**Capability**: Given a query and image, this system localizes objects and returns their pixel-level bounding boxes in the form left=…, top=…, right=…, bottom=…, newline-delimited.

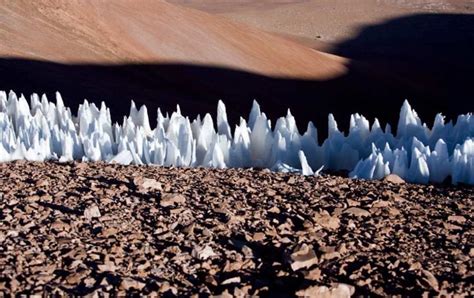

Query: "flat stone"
left=296, top=283, right=355, bottom=298
left=192, top=245, right=216, bottom=260
left=290, top=244, right=318, bottom=271
left=84, top=204, right=101, bottom=220
left=314, top=211, right=340, bottom=230
left=343, top=207, right=370, bottom=217
left=160, top=193, right=186, bottom=207
left=221, top=276, right=241, bottom=285
left=134, top=177, right=162, bottom=191
left=384, top=174, right=405, bottom=184
left=120, top=278, right=146, bottom=291
left=448, top=215, right=466, bottom=224
left=420, top=269, right=439, bottom=291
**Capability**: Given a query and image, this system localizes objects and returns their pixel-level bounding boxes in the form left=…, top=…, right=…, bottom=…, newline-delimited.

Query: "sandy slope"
left=169, top=0, right=474, bottom=51
left=0, top=0, right=347, bottom=79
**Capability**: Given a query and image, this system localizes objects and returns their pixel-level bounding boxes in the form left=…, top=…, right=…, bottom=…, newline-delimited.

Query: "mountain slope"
left=0, top=0, right=347, bottom=79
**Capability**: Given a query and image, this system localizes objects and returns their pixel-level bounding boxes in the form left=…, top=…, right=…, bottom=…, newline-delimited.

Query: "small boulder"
left=120, top=277, right=146, bottom=290
left=343, top=207, right=370, bottom=218
left=192, top=245, right=216, bottom=260
left=296, top=283, right=355, bottom=298
left=419, top=269, right=439, bottom=292
left=84, top=205, right=101, bottom=220
left=383, top=174, right=405, bottom=184
left=290, top=244, right=318, bottom=271
left=160, top=193, right=186, bottom=207
left=314, top=211, right=340, bottom=230
left=133, top=177, right=162, bottom=191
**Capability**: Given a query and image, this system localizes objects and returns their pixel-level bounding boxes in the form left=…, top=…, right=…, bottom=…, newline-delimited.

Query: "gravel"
left=0, top=161, right=472, bottom=296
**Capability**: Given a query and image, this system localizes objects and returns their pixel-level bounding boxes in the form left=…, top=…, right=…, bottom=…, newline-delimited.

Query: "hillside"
left=0, top=0, right=346, bottom=79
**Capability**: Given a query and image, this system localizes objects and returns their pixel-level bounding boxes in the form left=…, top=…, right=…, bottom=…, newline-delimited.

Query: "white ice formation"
left=0, top=90, right=473, bottom=185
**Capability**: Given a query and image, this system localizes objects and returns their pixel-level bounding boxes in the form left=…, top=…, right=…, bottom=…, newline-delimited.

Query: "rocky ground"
left=0, top=161, right=472, bottom=296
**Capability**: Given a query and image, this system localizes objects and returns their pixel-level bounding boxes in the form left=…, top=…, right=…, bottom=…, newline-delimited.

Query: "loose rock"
left=0, top=161, right=470, bottom=296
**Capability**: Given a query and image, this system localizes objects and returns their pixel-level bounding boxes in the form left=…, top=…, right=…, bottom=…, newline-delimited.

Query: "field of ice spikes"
left=0, top=90, right=473, bottom=185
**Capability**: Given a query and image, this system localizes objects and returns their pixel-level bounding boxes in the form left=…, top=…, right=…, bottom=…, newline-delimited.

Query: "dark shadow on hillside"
left=0, top=14, right=472, bottom=138
left=332, top=13, right=474, bottom=122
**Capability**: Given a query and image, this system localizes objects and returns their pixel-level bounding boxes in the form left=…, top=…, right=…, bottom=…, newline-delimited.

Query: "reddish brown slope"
left=0, top=0, right=347, bottom=79
left=169, top=0, right=474, bottom=52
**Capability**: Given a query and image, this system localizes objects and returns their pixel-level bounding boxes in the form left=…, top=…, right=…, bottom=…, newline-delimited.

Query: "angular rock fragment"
left=290, top=244, right=318, bottom=271
left=0, top=161, right=471, bottom=296
left=314, top=211, right=340, bottom=230
left=160, top=193, right=186, bottom=207
left=343, top=207, right=370, bottom=217
left=447, top=215, right=466, bottom=224
left=134, top=177, right=162, bottom=191
left=84, top=204, right=101, bottom=220
left=192, top=245, right=216, bottom=260
left=120, top=278, right=146, bottom=291
left=383, top=174, right=405, bottom=184
left=419, top=269, right=439, bottom=292
left=296, top=283, right=355, bottom=298
left=221, top=277, right=241, bottom=285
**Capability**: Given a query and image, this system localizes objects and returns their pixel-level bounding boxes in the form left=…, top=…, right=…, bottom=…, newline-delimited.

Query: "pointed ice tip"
left=130, top=100, right=136, bottom=109
left=328, top=113, right=339, bottom=133
left=287, top=109, right=292, bottom=117
left=434, top=113, right=445, bottom=126
left=372, top=118, right=381, bottom=130
left=176, top=104, right=181, bottom=115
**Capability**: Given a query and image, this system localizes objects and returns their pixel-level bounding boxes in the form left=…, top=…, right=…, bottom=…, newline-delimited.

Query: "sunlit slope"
left=0, top=0, right=347, bottom=79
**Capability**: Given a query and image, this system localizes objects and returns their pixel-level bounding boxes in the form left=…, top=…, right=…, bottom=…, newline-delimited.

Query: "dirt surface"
left=170, top=0, right=474, bottom=51
left=0, top=161, right=472, bottom=296
left=0, top=0, right=346, bottom=79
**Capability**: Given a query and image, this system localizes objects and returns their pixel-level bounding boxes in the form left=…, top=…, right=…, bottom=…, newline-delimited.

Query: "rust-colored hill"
left=0, top=0, right=347, bottom=79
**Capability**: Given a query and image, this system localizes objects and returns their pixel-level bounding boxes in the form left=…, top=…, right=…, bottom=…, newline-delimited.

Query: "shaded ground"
left=0, top=161, right=472, bottom=296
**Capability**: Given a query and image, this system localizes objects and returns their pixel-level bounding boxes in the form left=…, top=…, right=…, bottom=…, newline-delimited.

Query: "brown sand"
left=0, top=0, right=347, bottom=79
left=169, top=0, right=474, bottom=51
left=0, top=161, right=472, bottom=295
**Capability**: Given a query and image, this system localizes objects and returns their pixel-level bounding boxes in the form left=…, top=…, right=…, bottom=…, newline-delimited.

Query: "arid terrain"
left=0, top=0, right=346, bottom=78
left=0, top=1, right=473, bottom=296
left=0, top=161, right=472, bottom=295
left=170, top=0, right=474, bottom=51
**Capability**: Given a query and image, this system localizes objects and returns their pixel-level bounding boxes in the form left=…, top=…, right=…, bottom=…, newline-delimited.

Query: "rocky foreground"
left=0, top=161, right=472, bottom=296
